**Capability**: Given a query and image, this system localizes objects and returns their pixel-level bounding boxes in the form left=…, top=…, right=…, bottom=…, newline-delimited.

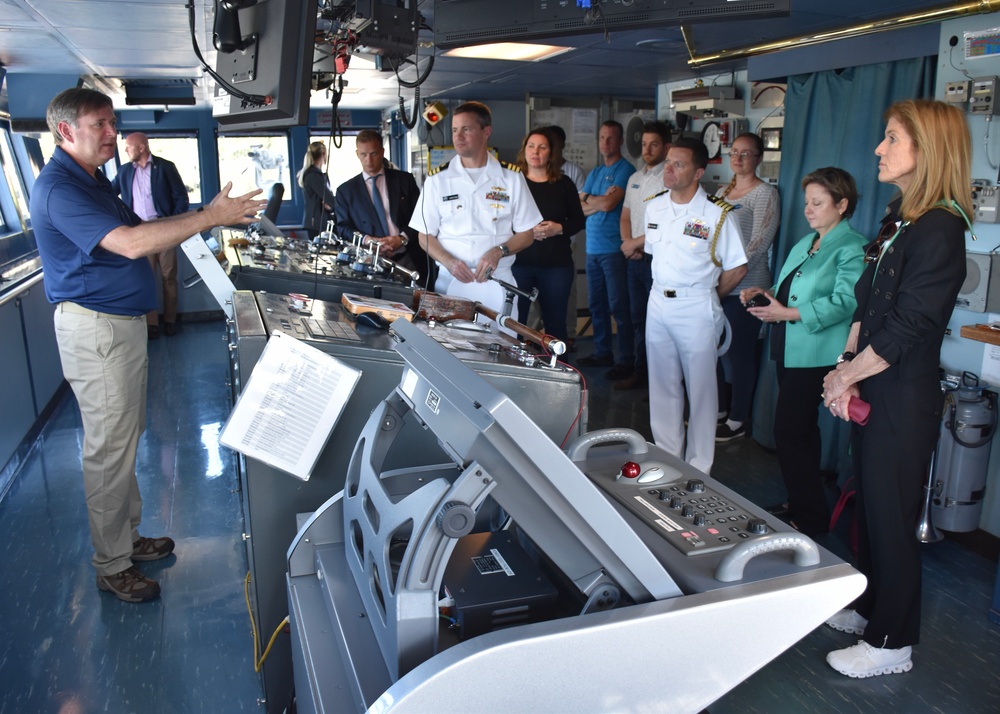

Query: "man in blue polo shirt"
left=578, top=120, right=635, bottom=380
left=30, top=87, right=266, bottom=603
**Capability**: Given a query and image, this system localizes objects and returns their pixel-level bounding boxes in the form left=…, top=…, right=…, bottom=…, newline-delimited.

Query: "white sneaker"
left=825, top=609, right=868, bottom=635
left=826, top=640, right=913, bottom=678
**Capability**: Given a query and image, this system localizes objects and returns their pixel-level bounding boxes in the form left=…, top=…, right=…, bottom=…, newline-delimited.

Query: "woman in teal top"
left=742, top=167, right=867, bottom=535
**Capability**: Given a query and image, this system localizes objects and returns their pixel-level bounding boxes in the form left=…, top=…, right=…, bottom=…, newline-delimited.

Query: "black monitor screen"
left=213, top=0, right=318, bottom=131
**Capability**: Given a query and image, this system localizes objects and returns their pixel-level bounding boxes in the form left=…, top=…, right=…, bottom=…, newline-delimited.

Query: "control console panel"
left=565, top=430, right=822, bottom=594
left=587, top=461, right=770, bottom=556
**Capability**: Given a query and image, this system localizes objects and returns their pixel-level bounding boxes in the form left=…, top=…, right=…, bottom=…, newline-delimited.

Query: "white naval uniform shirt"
left=623, top=161, right=665, bottom=240
left=643, top=185, right=746, bottom=475
left=410, top=154, right=543, bottom=290
left=644, top=185, right=746, bottom=291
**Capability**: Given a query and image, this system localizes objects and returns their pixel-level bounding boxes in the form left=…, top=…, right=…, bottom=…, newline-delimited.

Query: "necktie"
left=369, top=174, right=390, bottom=237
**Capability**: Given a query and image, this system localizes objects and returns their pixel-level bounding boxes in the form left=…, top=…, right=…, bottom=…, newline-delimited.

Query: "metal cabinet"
left=229, top=291, right=585, bottom=713
left=0, top=273, right=64, bottom=491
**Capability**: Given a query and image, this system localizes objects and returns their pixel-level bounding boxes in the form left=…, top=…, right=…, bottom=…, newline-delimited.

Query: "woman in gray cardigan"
left=742, top=167, right=867, bottom=535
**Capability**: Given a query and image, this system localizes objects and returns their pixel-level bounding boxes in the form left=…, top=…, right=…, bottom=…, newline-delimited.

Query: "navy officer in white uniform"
left=411, top=101, right=542, bottom=318
left=644, top=137, right=747, bottom=475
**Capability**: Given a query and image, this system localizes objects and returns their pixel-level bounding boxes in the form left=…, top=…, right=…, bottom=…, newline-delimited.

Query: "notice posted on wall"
left=220, top=331, right=361, bottom=481
left=976, top=313, right=1000, bottom=387
left=981, top=343, right=1000, bottom=387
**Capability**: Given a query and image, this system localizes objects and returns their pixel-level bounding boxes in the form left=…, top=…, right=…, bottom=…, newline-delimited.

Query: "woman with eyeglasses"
left=820, top=100, right=971, bottom=678
left=715, top=133, right=781, bottom=443
left=297, top=141, right=335, bottom=239
left=743, top=167, right=866, bottom=538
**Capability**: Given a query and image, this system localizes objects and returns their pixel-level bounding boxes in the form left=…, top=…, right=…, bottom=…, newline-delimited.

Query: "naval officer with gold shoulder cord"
left=644, top=137, right=747, bottom=475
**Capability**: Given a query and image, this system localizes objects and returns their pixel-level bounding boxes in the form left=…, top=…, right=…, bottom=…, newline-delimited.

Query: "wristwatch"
left=399, top=233, right=409, bottom=247
left=498, top=244, right=510, bottom=257
left=837, top=351, right=856, bottom=364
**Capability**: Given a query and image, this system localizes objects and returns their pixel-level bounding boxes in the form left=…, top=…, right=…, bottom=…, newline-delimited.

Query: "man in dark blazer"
left=334, top=130, right=433, bottom=288
left=113, top=132, right=189, bottom=337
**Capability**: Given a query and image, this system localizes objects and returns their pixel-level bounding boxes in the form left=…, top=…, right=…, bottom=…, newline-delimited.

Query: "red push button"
left=620, top=461, right=641, bottom=479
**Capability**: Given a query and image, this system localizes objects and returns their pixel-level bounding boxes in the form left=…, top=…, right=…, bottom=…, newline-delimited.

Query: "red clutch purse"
left=847, top=396, right=870, bottom=426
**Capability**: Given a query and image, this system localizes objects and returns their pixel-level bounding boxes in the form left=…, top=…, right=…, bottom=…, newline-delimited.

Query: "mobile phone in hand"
left=746, top=294, right=771, bottom=308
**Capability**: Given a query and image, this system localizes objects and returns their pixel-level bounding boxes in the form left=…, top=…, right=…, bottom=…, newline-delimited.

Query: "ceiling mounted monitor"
left=213, top=0, right=318, bottom=131
left=356, top=0, right=419, bottom=61
left=433, top=0, right=790, bottom=49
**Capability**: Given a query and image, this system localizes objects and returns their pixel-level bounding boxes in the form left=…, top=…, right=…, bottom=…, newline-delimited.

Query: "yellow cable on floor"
left=244, top=571, right=290, bottom=672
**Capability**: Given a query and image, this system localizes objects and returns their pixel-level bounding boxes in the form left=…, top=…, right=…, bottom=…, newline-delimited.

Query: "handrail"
left=0, top=271, right=44, bottom=309
left=685, top=0, right=1000, bottom=68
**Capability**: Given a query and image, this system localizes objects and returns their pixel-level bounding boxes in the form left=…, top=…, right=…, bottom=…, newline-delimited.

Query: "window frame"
left=0, top=124, right=39, bottom=283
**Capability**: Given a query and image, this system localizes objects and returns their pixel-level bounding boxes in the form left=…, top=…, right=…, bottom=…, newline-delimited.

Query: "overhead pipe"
left=685, top=0, right=1000, bottom=68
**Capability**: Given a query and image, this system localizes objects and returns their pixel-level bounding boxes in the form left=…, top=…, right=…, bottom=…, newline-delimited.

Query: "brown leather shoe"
left=132, top=535, right=175, bottom=561
left=96, top=566, right=161, bottom=603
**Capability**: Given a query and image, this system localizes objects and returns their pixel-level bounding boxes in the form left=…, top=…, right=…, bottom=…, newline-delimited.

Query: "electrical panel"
left=969, top=77, right=999, bottom=115
left=972, top=180, right=1000, bottom=223
left=945, top=80, right=971, bottom=104
left=957, top=253, right=1000, bottom=312
left=759, top=161, right=780, bottom=184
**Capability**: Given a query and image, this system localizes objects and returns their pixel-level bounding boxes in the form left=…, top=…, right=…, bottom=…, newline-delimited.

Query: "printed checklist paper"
left=220, top=331, right=362, bottom=481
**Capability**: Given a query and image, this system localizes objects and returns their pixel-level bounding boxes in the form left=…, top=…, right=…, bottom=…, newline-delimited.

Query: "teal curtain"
left=751, top=56, right=937, bottom=479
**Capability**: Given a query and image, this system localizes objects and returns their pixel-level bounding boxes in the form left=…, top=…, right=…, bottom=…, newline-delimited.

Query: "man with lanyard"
left=113, top=132, right=189, bottom=338
left=644, top=137, right=747, bottom=475
left=577, top=120, right=635, bottom=380
left=411, top=101, right=542, bottom=318
left=616, top=120, right=671, bottom=390
left=30, top=88, right=265, bottom=602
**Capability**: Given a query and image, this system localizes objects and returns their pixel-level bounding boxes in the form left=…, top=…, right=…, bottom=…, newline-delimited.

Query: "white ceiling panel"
left=0, top=0, right=976, bottom=112
left=27, top=0, right=197, bottom=30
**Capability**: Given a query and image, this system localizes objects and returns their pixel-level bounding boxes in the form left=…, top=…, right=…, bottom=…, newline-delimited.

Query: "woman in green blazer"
left=742, top=167, right=867, bottom=535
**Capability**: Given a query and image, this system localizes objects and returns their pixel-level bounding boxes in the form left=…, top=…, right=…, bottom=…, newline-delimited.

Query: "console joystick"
left=618, top=461, right=641, bottom=480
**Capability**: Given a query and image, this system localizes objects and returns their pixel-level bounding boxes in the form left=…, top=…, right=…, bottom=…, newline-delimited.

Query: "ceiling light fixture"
left=443, top=43, right=573, bottom=62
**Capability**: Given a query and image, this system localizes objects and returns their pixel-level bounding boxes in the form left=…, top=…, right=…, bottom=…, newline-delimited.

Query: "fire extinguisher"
left=931, top=372, right=997, bottom=532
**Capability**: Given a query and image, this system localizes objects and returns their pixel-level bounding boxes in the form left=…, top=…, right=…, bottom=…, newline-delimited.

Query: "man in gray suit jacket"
left=113, top=132, right=189, bottom=337
left=334, top=130, right=433, bottom=288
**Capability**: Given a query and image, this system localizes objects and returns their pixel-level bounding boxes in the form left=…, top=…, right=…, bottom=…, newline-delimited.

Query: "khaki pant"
left=147, top=246, right=178, bottom=326
left=55, top=303, right=148, bottom=575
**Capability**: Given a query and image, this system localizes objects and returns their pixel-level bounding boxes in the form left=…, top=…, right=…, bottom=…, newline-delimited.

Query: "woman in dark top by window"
left=512, top=128, right=586, bottom=344
left=297, top=141, right=335, bottom=239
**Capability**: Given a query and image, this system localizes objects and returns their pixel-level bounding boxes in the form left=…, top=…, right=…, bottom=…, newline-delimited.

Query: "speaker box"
left=957, top=252, right=1000, bottom=312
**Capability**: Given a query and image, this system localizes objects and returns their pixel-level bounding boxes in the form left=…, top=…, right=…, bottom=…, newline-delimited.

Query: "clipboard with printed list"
left=219, top=332, right=362, bottom=481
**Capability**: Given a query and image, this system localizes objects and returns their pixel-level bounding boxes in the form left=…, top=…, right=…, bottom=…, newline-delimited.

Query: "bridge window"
left=0, top=130, right=28, bottom=232
left=34, top=133, right=57, bottom=178
left=217, top=134, right=291, bottom=204
left=0, top=125, right=37, bottom=285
